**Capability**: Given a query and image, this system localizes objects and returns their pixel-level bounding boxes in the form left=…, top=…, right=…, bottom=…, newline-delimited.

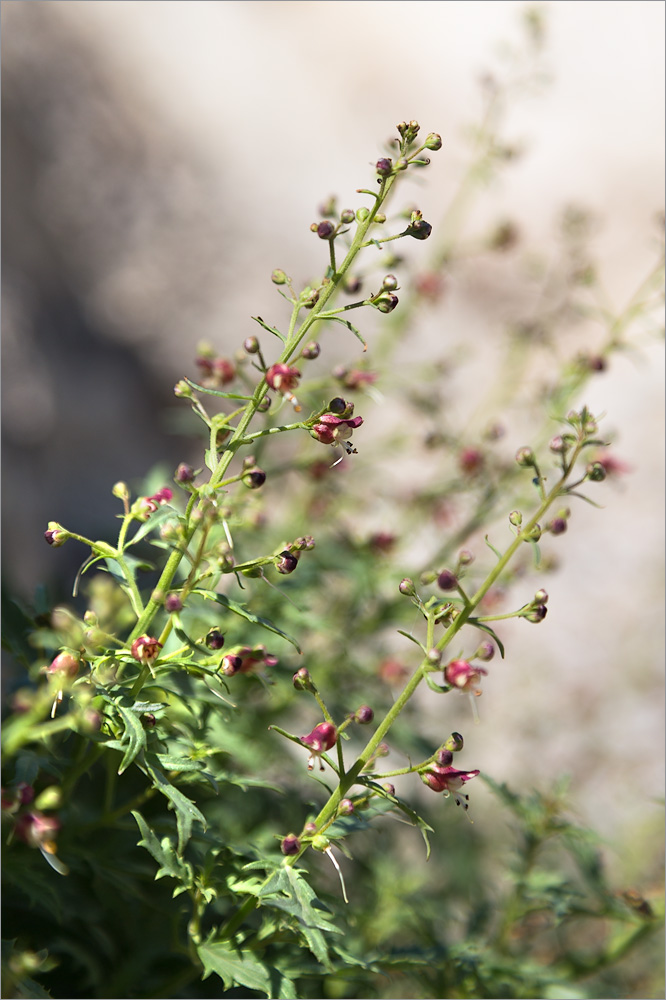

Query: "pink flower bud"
left=130, top=636, right=163, bottom=664
left=300, top=722, right=337, bottom=771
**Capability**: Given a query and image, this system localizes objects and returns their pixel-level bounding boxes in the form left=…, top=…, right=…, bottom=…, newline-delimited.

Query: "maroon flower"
left=444, top=659, right=487, bottom=696
left=136, top=487, right=173, bottom=519
left=310, top=413, right=363, bottom=448
left=229, top=645, right=278, bottom=674
left=265, top=363, right=301, bottom=393
left=130, top=635, right=163, bottom=664
left=46, top=652, right=80, bottom=680
left=421, top=765, right=480, bottom=809
left=300, top=722, right=338, bottom=771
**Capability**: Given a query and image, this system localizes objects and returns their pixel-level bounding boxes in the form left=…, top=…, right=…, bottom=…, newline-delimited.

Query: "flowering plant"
left=2, top=36, right=663, bottom=997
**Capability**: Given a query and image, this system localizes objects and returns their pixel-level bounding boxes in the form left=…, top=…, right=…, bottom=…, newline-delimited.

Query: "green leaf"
left=467, top=619, right=505, bottom=659
left=319, top=314, right=367, bottom=351
left=192, top=590, right=301, bottom=653
left=198, top=936, right=271, bottom=996
left=396, top=629, right=426, bottom=652
left=114, top=700, right=147, bottom=775
left=566, top=489, right=604, bottom=508
left=251, top=315, right=286, bottom=343
left=126, top=507, right=181, bottom=546
left=131, top=811, right=194, bottom=885
left=183, top=376, right=254, bottom=399
left=484, top=534, right=503, bottom=560
left=259, top=867, right=340, bottom=967
left=141, top=755, right=207, bottom=853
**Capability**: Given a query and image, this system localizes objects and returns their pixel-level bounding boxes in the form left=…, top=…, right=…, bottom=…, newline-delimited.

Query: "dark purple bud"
left=317, top=220, right=335, bottom=240
left=276, top=550, right=299, bottom=575
left=243, top=468, right=266, bottom=489
left=258, top=396, right=272, bottom=412
left=435, top=748, right=454, bottom=766
left=174, top=463, right=195, bottom=484
left=476, top=640, right=495, bottom=662
left=281, top=834, right=301, bottom=855
left=44, top=522, right=68, bottom=547
left=344, top=276, right=362, bottom=294
left=406, top=219, right=432, bottom=240
left=443, top=732, right=464, bottom=752
left=165, top=594, right=183, bottom=613
left=354, top=705, right=374, bottom=724
left=586, top=462, right=607, bottom=482
left=205, top=628, right=225, bottom=650
left=244, top=336, right=260, bottom=354
left=329, top=397, right=347, bottom=414
left=376, top=157, right=393, bottom=176
left=437, top=569, right=458, bottom=591
left=142, top=712, right=157, bottom=728
left=548, top=517, right=568, bottom=535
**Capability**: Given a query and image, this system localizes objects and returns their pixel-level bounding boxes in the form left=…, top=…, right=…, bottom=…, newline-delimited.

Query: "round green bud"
left=425, top=132, right=442, bottom=151
left=509, top=510, right=523, bottom=526
left=271, top=269, right=288, bottom=285
left=356, top=207, right=370, bottom=222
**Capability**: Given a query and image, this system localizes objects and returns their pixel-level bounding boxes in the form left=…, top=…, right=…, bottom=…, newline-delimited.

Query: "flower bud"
left=244, top=336, right=260, bottom=354
left=527, top=523, right=542, bottom=541
left=435, top=748, right=453, bottom=767
left=338, top=799, right=354, bottom=816
left=165, top=594, right=183, bottom=613
left=548, top=517, right=567, bottom=535
left=586, top=462, right=607, bottom=482
left=399, top=577, right=416, bottom=596
left=304, top=822, right=317, bottom=835
left=281, top=834, right=301, bottom=856
left=373, top=292, right=399, bottom=313
left=243, top=468, right=266, bottom=489
left=174, top=463, right=195, bottom=484
left=549, top=435, right=566, bottom=453
left=524, top=604, right=548, bottom=623
left=383, top=783, right=396, bottom=796
left=344, top=275, right=362, bottom=294
left=376, top=157, right=393, bottom=176
left=46, top=652, right=80, bottom=679
left=437, top=569, right=458, bottom=591
left=354, top=705, right=374, bottom=724
left=293, top=667, right=313, bottom=691
left=475, top=640, right=495, bottom=662
left=205, top=628, right=225, bottom=650
left=356, top=207, right=370, bottom=222
left=425, top=132, right=442, bottom=151
left=443, top=732, right=464, bottom=752
left=427, top=648, right=442, bottom=666
left=328, top=397, right=347, bottom=414
left=382, top=274, right=399, bottom=291
left=220, top=654, right=243, bottom=676
left=317, top=220, right=335, bottom=240
left=301, top=341, right=321, bottom=360
left=534, top=589, right=549, bottom=604
left=458, top=549, right=474, bottom=566
left=405, top=219, right=432, bottom=240
left=44, top=522, right=69, bottom=547
left=509, top=510, right=523, bottom=527
left=174, top=380, right=193, bottom=398
left=340, top=208, right=355, bottom=224
left=515, top=447, right=535, bottom=467
left=276, top=550, right=299, bottom=575
left=271, top=269, right=288, bottom=285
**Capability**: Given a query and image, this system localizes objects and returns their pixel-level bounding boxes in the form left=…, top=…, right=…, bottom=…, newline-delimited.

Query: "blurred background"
left=2, top=0, right=664, bottom=880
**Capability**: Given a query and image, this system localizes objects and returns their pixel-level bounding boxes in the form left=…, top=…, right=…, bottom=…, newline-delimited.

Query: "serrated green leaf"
left=192, top=590, right=301, bottom=652
left=198, top=937, right=271, bottom=996
left=259, top=867, right=340, bottom=967
left=467, top=619, right=505, bottom=658
left=114, top=701, right=147, bottom=774
left=141, top=755, right=206, bottom=853
left=131, top=811, right=194, bottom=886
left=152, top=753, right=207, bottom=772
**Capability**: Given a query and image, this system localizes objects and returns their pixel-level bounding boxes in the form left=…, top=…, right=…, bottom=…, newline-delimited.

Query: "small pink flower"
left=421, top=765, right=480, bottom=809
left=340, top=369, right=378, bottom=390
left=265, top=363, right=301, bottom=393
left=136, top=487, right=173, bottom=519
left=300, top=722, right=338, bottom=771
left=444, top=659, right=488, bottom=696
left=228, top=645, right=278, bottom=674
left=130, top=635, right=163, bottom=664
left=310, top=414, right=363, bottom=447
left=15, top=810, right=61, bottom=851
left=591, top=451, right=632, bottom=477
left=46, top=652, right=80, bottom=680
